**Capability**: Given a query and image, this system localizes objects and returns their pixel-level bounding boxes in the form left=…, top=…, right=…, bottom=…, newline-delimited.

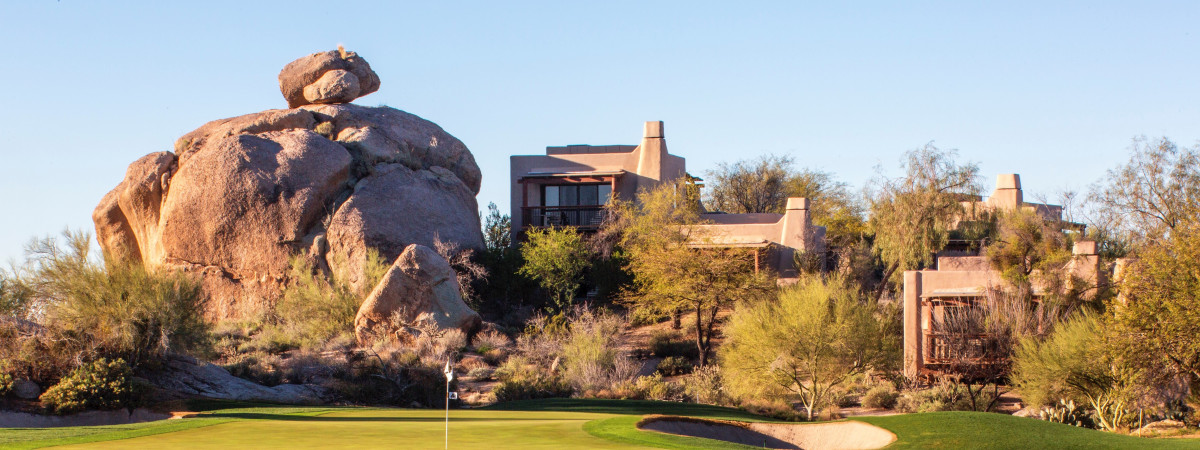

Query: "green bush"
left=862, top=385, right=899, bottom=409
left=656, top=356, right=694, bottom=376
left=39, top=358, right=134, bottom=415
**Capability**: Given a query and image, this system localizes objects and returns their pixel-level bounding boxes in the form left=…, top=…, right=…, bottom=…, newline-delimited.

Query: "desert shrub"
left=459, top=356, right=490, bottom=373
left=862, top=385, right=899, bottom=409
left=221, top=351, right=284, bottom=387
left=560, top=309, right=636, bottom=393
left=896, top=380, right=986, bottom=413
left=39, top=358, right=134, bottom=415
left=493, top=377, right=573, bottom=402
left=472, top=329, right=512, bottom=354
left=467, top=367, right=494, bottom=380
left=830, top=388, right=857, bottom=408
left=237, top=326, right=300, bottom=355
left=656, top=356, right=694, bottom=376
left=0, top=322, right=87, bottom=387
left=647, top=330, right=698, bottom=359
left=737, top=398, right=802, bottom=421
left=275, top=250, right=387, bottom=349
left=482, top=348, right=508, bottom=366
left=440, top=329, right=468, bottom=354
left=493, top=353, right=573, bottom=401
left=686, top=365, right=727, bottom=405
left=629, top=374, right=685, bottom=401
left=26, top=233, right=210, bottom=369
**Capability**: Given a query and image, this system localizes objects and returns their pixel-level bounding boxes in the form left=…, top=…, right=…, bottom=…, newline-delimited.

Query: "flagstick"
left=444, top=356, right=454, bottom=450
left=444, top=375, right=450, bottom=450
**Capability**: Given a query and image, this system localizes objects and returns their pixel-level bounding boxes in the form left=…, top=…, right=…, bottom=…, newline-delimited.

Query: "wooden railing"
left=522, top=205, right=608, bottom=229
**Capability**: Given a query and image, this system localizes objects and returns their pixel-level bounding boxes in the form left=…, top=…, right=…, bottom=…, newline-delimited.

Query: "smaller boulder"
left=303, top=69, right=361, bottom=105
left=13, top=380, right=40, bottom=400
left=355, top=244, right=482, bottom=345
left=279, top=49, right=380, bottom=108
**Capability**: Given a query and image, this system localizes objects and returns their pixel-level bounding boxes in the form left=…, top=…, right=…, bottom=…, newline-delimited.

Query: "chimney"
left=634, top=121, right=667, bottom=189
left=989, top=173, right=1023, bottom=208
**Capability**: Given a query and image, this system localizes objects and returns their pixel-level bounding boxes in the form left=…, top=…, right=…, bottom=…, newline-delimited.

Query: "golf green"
left=49, top=409, right=639, bottom=449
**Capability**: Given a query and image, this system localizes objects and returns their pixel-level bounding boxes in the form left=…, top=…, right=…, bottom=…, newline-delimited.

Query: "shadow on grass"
left=200, top=412, right=586, bottom=422
left=486, top=398, right=772, bottom=422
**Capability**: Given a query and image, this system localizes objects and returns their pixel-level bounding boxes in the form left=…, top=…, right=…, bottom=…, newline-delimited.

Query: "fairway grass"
left=1, top=399, right=1199, bottom=449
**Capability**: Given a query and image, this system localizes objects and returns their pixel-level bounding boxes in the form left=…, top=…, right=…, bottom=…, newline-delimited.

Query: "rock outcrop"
left=146, top=355, right=327, bottom=404
left=355, top=244, right=482, bottom=345
left=94, top=50, right=485, bottom=322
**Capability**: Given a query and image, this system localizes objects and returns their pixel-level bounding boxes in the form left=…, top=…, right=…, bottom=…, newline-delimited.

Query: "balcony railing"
left=522, top=205, right=608, bottom=229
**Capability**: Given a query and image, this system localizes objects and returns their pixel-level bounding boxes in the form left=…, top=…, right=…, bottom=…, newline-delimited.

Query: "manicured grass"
left=857, top=411, right=1200, bottom=449
left=2, top=399, right=1199, bottom=449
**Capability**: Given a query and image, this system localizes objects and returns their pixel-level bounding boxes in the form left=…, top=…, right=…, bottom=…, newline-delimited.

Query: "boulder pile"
left=93, top=49, right=482, bottom=336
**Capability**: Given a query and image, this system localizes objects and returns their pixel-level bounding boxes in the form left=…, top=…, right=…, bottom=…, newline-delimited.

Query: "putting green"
left=50, top=409, right=643, bottom=449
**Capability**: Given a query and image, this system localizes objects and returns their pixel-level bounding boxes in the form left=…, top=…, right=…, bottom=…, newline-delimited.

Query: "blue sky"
left=1, top=1, right=1198, bottom=264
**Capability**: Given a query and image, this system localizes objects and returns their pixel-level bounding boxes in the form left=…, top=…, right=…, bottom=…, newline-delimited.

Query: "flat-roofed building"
left=509, top=121, right=826, bottom=277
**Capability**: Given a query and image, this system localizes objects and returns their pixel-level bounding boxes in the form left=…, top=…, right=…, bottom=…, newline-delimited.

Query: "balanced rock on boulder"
left=354, top=244, right=482, bottom=345
left=94, top=49, right=484, bottom=325
left=278, top=48, right=381, bottom=108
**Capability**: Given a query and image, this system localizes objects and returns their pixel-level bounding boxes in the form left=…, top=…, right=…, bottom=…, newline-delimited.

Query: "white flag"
left=443, top=360, right=454, bottom=382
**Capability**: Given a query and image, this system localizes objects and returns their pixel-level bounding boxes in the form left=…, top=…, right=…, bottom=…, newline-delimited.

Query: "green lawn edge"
left=0, top=403, right=349, bottom=449
left=856, top=411, right=1200, bottom=450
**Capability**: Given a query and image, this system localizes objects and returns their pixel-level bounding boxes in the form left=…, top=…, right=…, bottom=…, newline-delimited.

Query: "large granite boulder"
left=94, top=50, right=484, bottom=321
left=354, top=244, right=482, bottom=345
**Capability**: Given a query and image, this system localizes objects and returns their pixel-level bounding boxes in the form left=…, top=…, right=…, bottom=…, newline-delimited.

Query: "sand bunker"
left=638, top=415, right=896, bottom=450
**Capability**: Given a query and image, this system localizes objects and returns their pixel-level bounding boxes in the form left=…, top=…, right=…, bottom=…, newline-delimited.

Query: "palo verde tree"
left=618, top=182, right=774, bottom=366
left=1111, top=223, right=1200, bottom=401
left=721, top=275, right=894, bottom=420
left=868, top=143, right=982, bottom=299
left=519, top=226, right=591, bottom=313
left=1091, top=136, right=1200, bottom=243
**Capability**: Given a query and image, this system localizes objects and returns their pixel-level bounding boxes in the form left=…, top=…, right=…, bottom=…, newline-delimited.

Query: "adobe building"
left=902, top=174, right=1100, bottom=378
left=510, top=121, right=685, bottom=233
left=510, top=121, right=825, bottom=276
left=958, top=173, right=1079, bottom=229
left=693, top=198, right=827, bottom=278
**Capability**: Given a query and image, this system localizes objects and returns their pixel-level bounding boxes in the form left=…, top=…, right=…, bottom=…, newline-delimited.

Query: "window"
left=541, top=184, right=612, bottom=207
left=537, top=183, right=613, bottom=227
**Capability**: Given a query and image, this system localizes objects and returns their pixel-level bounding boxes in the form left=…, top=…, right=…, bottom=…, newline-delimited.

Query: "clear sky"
left=2, top=1, right=1198, bottom=264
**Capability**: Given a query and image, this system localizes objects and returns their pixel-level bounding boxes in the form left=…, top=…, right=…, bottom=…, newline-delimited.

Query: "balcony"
left=522, top=205, right=608, bottom=230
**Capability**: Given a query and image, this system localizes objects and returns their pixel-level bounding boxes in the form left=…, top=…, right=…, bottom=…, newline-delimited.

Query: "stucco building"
left=902, top=174, right=1100, bottom=378
left=509, top=121, right=825, bottom=276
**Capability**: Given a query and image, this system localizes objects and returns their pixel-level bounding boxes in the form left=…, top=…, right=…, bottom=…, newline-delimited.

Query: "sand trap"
left=638, top=415, right=896, bottom=450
